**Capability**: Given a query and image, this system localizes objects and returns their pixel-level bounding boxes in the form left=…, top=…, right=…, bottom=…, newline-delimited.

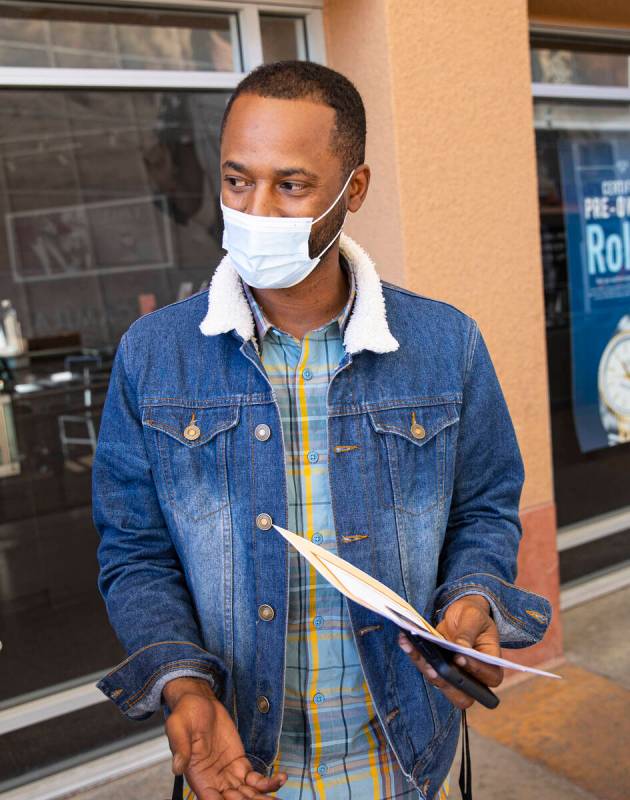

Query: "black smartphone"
left=386, top=606, right=500, bottom=710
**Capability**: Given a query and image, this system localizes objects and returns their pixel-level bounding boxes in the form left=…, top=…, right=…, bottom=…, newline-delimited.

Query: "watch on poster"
left=598, top=313, right=630, bottom=445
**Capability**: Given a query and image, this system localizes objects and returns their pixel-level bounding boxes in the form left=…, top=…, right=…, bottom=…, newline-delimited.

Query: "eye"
left=224, top=175, right=249, bottom=189
left=279, top=180, right=307, bottom=193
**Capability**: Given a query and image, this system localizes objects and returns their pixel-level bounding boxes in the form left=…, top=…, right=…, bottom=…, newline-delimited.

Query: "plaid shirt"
left=184, top=262, right=449, bottom=800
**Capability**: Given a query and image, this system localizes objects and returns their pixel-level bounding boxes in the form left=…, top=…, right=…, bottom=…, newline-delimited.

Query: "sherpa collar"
left=198, top=233, right=399, bottom=355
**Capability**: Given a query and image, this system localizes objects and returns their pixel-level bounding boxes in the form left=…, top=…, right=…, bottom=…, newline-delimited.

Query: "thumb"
left=166, top=713, right=192, bottom=775
left=452, top=607, right=485, bottom=650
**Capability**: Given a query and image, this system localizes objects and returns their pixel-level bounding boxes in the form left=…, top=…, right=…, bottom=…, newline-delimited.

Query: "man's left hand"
left=398, top=594, right=503, bottom=710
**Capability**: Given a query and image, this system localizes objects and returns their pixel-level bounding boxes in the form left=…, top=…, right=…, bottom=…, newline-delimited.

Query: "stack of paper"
left=273, top=525, right=560, bottom=680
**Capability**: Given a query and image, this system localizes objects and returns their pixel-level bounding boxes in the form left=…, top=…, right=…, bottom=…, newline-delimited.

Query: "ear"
left=347, top=164, right=371, bottom=213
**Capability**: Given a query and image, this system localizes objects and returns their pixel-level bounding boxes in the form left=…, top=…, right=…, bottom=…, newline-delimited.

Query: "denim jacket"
left=93, top=234, right=552, bottom=800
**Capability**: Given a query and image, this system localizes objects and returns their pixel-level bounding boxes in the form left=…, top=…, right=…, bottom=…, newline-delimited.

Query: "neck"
left=250, top=243, right=349, bottom=340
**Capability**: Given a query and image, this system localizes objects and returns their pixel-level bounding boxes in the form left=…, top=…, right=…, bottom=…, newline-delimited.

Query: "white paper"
left=273, top=524, right=561, bottom=681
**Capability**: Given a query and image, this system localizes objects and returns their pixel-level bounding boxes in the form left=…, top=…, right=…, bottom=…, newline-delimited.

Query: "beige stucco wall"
left=325, top=0, right=553, bottom=512
left=322, top=0, right=405, bottom=287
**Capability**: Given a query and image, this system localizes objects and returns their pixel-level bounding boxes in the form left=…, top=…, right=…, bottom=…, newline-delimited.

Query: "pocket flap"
left=142, top=403, right=240, bottom=447
left=368, top=402, right=459, bottom=446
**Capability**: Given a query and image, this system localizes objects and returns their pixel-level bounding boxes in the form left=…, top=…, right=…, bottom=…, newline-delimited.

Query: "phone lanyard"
left=458, top=709, right=472, bottom=800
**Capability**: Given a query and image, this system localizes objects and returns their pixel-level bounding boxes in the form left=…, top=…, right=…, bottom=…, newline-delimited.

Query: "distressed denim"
left=93, top=282, right=552, bottom=800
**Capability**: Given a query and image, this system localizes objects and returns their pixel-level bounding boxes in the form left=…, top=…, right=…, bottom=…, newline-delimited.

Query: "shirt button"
left=256, top=513, right=273, bottom=531
left=256, top=695, right=270, bottom=714
left=317, top=764, right=328, bottom=776
left=313, top=616, right=324, bottom=628
left=254, top=424, right=271, bottom=442
left=302, top=368, right=313, bottom=381
left=312, top=532, right=323, bottom=545
left=258, top=604, right=275, bottom=622
left=307, top=451, right=319, bottom=464
left=313, top=692, right=324, bottom=705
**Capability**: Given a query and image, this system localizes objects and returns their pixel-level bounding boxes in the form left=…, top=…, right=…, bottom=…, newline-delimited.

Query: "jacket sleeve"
left=429, top=322, right=552, bottom=648
left=93, top=333, right=232, bottom=719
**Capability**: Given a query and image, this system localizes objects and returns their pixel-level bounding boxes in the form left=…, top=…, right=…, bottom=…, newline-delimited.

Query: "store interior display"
left=0, top=86, right=230, bottom=788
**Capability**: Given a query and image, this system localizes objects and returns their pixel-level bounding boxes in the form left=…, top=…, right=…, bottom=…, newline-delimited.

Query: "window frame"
left=531, top=23, right=630, bottom=104
left=0, top=0, right=326, bottom=88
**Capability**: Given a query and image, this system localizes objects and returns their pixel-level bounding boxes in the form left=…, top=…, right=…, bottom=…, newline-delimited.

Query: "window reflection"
left=535, top=111, right=630, bottom=529
left=260, top=14, right=307, bottom=63
left=0, top=90, right=229, bottom=712
left=532, top=46, right=630, bottom=87
left=0, top=2, right=239, bottom=71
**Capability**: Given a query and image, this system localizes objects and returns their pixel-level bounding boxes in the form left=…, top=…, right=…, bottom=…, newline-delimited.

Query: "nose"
left=246, top=183, right=278, bottom=217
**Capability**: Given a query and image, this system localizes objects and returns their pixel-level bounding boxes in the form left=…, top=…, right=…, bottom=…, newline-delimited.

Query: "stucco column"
left=324, top=0, right=562, bottom=666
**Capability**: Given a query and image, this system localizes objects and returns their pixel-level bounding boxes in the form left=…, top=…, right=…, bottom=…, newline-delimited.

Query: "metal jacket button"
left=256, top=513, right=273, bottom=531
left=411, top=423, right=426, bottom=439
left=257, top=695, right=270, bottom=713
left=183, top=412, right=201, bottom=441
left=258, top=604, right=275, bottom=621
left=255, top=424, right=271, bottom=442
left=410, top=411, right=426, bottom=440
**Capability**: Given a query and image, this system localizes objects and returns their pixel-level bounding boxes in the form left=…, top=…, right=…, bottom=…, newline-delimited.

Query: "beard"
left=308, top=195, right=347, bottom=259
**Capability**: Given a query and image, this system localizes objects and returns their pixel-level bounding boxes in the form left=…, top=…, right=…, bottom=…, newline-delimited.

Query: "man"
left=93, top=61, right=551, bottom=800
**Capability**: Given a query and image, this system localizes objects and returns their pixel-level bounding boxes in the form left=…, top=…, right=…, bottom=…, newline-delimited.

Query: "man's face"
left=220, top=94, right=350, bottom=257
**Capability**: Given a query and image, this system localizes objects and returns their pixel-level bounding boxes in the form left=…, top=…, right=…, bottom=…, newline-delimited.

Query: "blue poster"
left=558, top=134, right=630, bottom=452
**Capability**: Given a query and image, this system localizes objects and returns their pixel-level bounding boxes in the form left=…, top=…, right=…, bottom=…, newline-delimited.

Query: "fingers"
left=440, top=603, right=487, bottom=652
left=166, top=713, right=192, bottom=775
left=225, top=785, right=281, bottom=800
left=221, top=772, right=286, bottom=800
left=201, top=761, right=285, bottom=799
left=245, top=769, right=287, bottom=793
left=453, top=651, right=504, bottom=688
left=223, top=789, right=267, bottom=800
left=232, top=785, right=266, bottom=799
left=398, top=633, right=474, bottom=710
left=438, top=598, right=504, bottom=689
left=227, top=758, right=286, bottom=792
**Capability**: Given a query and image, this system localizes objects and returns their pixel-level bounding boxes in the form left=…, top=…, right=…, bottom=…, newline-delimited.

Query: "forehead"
left=221, top=94, right=340, bottom=172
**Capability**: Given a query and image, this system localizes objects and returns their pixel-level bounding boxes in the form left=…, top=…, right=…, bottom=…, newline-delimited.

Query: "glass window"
left=532, top=44, right=630, bottom=87
left=260, top=14, right=308, bottom=63
left=0, top=2, right=323, bottom=790
left=0, top=2, right=240, bottom=71
left=534, top=100, right=630, bottom=580
left=0, top=87, right=230, bottom=787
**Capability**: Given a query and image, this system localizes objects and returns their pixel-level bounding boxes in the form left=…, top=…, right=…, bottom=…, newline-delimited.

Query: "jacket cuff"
left=431, top=573, right=552, bottom=649
left=96, top=641, right=231, bottom=720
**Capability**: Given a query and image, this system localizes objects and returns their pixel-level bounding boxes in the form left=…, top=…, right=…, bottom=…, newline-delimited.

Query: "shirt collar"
left=241, top=255, right=356, bottom=345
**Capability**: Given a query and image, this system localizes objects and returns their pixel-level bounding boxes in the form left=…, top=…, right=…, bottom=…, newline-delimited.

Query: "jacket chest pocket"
left=368, top=403, right=459, bottom=516
left=142, top=403, right=240, bottom=522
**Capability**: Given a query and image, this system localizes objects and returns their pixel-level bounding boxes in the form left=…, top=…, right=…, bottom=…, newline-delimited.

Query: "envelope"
left=273, top=524, right=561, bottom=680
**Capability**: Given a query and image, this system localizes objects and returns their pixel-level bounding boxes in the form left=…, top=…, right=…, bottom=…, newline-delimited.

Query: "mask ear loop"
left=314, top=210, right=349, bottom=260
left=312, top=170, right=356, bottom=224
left=312, top=170, right=356, bottom=259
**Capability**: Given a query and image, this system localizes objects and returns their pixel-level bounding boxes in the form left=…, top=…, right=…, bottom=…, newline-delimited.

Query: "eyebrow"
left=222, top=160, right=318, bottom=181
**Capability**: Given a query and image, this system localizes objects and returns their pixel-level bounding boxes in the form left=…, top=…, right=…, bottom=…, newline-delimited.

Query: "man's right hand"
left=163, top=677, right=287, bottom=799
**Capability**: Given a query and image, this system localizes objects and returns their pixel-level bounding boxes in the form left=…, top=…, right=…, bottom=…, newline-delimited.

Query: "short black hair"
left=221, top=60, right=366, bottom=175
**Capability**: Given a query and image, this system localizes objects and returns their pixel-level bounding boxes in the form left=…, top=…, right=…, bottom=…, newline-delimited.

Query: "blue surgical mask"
left=220, top=171, right=354, bottom=289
